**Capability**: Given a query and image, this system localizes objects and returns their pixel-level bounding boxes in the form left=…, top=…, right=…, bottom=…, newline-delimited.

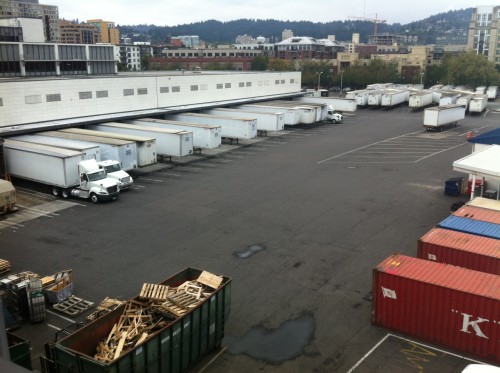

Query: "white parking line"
left=414, top=143, right=467, bottom=162
left=346, top=334, right=391, bottom=373
left=138, top=177, right=163, bottom=182
left=47, top=324, right=62, bottom=331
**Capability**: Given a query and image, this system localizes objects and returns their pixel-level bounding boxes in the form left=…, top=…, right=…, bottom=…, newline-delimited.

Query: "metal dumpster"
left=49, top=267, right=231, bottom=373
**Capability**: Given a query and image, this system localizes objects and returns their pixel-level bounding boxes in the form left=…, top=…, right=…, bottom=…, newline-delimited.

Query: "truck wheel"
left=332, top=119, right=337, bottom=124
left=90, top=193, right=99, bottom=204
left=61, top=189, right=71, bottom=199
left=51, top=187, right=60, bottom=197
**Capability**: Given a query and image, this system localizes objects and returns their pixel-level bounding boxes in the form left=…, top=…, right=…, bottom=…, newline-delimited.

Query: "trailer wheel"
left=61, top=189, right=71, bottom=199
left=90, top=193, right=99, bottom=204
left=51, top=187, right=60, bottom=197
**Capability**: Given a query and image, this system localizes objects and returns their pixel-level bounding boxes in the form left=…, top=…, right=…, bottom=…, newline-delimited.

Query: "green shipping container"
left=51, top=268, right=231, bottom=373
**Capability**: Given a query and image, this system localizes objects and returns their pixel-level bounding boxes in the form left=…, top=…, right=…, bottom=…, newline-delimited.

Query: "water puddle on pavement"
left=224, top=313, right=315, bottom=364
left=234, top=244, right=265, bottom=259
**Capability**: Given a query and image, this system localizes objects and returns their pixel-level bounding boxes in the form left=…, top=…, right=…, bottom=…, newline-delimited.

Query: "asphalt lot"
left=1, top=104, right=499, bottom=372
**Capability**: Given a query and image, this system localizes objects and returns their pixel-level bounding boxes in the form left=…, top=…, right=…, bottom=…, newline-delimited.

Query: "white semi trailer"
left=37, top=131, right=138, bottom=171
left=61, top=128, right=157, bottom=167
left=87, top=122, right=193, bottom=158
left=469, top=94, right=488, bottom=113
left=409, top=91, right=434, bottom=109
left=423, top=104, right=466, bottom=131
left=124, top=118, right=221, bottom=149
left=165, top=113, right=257, bottom=141
left=293, top=96, right=357, bottom=112
left=3, top=140, right=119, bottom=203
left=234, top=104, right=301, bottom=125
left=201, top=108, right=285, bottom=132
left=248, top=101, right=317, bottom=124
left=380, top=90, right=409, bottom=107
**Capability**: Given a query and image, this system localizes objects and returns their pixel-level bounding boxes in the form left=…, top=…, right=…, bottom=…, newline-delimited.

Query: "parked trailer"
left=372, top=254, right=500, bottom=363
left=124, top=118, right=221, bottom=149
left=380, top=90, right=409, bottom=107
left=457, top=94, right=473, bottom=109
left=438, top=93, right=460, bottom=106
left=9, top=134, right=101, bottom=161
left=88, top=122, right=193, bottom=158
left=469, top=94, right=488, bottom=113
left=367, top=90, right=384, bottom=106
left=61, top=128, right=157, bottom=167
left=202, top=108, right=284, bottom=132
left=346, top=90, right=369, bottom=106
left=418, top=228, right=500, bottom=275
left=3, top=140, right=119, bottom=202
left=273, top=100, right=323, bottom=122
left=234, top=104, right=301, bottom=126
left=165, top=113, right=257, bottom=140
left=475, top=86, right=487, bottom=94
left=48, top=267, right=231, bottom=373
left=38, top=131, right=138, bottom=171
left=294, top=96, right=357, bottom=112
left=248, top=101, right=317, bottom=124
left=487, top=86, right=498, bottom=100
left=423, top=104, right=465, bottom=131
left=409, top=91, right=433, bottom=109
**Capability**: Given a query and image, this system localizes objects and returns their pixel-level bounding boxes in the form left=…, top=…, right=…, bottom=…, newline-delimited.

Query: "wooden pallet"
left=53, top=296, right=94, bottom=317
left=139, top=283, right=170, bottom=301
left=86, top=297, right=125, bottom=322
left=0, top=259, right=11, bottom=275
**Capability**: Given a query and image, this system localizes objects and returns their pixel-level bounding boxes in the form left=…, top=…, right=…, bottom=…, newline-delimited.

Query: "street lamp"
left=340, top=70, right=344, bottom=97
left=317, top=71, right=323, bottom=91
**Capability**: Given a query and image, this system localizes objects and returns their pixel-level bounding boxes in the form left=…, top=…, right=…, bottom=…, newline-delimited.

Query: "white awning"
left=453, top=145, right=500, bottom=180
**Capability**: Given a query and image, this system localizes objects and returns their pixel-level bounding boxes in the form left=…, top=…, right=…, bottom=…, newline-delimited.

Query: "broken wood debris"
left=86, top=297, right=125, bottom=323
left=94, top=271, right=223, bottom=362
left=0, top=259, right=11, bottom=276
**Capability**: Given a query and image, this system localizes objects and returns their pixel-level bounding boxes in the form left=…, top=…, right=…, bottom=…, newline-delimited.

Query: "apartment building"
left=60, top=20, right=99, bottom=44
left=87, top=19, right=120, bottom=45
left=468, top=5, right=500, bottom=64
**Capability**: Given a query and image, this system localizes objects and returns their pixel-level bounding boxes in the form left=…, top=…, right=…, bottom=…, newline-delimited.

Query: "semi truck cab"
left=98, top=160, right=134, bottom=190
left=326, top=108, right=343, bottom=124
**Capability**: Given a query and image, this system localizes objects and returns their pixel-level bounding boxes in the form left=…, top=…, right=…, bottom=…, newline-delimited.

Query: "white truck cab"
left=326, top=107, right=343, bottom=124
left=98, top=160, right=134, bottom=190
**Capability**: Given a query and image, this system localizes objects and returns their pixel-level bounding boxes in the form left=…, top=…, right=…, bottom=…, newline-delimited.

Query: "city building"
left=235, top=34, right=255, bottom=44
left=368, top=33, right=406, bottom=46
left=0, top=41, right=117, bottom=77
left=171, top=35, right=200, bottom=49
left=276, top=36, right=344, bottom=60
left=233, top=43, right=275, bottom=58
left=118, top=44, right=141, bottom=70
left=468, top=5, right=500, bottom=64
left=282, top=29, right=293, bottom=41
left=87, top=19, right=120, bottom=45
left=0, top=17, right=44, bottom=42
left=59, top=20, right=99, bottom=44
left=0, top=0, right=60, bottom=42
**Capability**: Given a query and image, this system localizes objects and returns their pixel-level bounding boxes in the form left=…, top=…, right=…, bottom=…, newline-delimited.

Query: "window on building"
left=225, top=83, right=231, bottom=88
left=123, top=89, right=134, bottom=96
left=172, top=86, right=181, bottom=93
left=137, top=88, right=148, bottom=95
left=160, top=87, right=169, bottom=93
left=275, top=80, right=280, bottom=84
left=216, top=83, right=223, bottom=89
left=190, top=85, right=199, bottom=91
left=25, top=95, right=42, bottom=104
left=246, top=82, right=251, bottom=87
left=79, top=91, right=92, bottom=99
left=0, top=98, right=2, bottom=107
left=96, top=90, right=108, bottom=98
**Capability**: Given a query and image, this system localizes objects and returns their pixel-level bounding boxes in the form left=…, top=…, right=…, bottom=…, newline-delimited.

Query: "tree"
left=444, top=51, right=499, bottom=87
left=267, top=58, right=294, bottom=72
left=251, top=55, right=268, bottom=71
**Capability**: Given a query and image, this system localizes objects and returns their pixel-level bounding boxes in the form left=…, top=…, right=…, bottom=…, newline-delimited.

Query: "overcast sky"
left=50, top=0, right=500, bottom=26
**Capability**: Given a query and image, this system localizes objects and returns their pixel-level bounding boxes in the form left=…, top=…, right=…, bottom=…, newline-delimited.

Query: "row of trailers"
left=346, top=85, right=496, bottom=113
left=372, top=197, right=500, bottom=365
left=3, top=98, right=355, bottom=192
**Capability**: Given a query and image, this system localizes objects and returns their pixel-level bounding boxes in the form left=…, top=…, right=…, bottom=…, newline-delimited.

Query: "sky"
left=50, top=0, right=500, bottom=26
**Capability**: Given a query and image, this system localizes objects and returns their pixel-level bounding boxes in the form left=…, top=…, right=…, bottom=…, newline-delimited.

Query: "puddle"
left=234, top=244, right=265, bottom=259
left=224, top=313, right=315, bottom=364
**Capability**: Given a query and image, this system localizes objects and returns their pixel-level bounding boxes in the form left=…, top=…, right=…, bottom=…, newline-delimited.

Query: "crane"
left=348, top=13, right=387, bottom=36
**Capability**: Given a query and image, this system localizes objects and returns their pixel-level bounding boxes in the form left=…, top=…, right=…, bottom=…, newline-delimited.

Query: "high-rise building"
left=60, top=20, right=99, bottom=44
left=468, top=5, right=500, bottom=64
left=87, top=19, right=120, bottom=45
left=0, top=0, right=60, bottom=42
left=282, top=29, right=293, bottom=41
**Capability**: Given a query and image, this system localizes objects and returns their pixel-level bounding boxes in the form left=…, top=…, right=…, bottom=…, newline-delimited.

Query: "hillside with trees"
left=118, top=8, right=472, bottom=44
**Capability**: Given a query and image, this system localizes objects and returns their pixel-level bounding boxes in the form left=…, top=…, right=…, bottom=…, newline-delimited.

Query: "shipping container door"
left=181, top=316, right=191, bottom=371
left=171, top=322, right=182, bottom=373
left=208, top=295, right=217, bottom=349
left=146, top=334, right=160, bottom=373
left=200, top=302, right=209, bottom=356
left=159, top=329, right=172, bottom=373
left=190, top=308, right=201, bottom=364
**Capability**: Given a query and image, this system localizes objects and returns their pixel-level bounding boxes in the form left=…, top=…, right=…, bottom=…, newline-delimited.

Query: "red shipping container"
left=418, top=228, right=500, bottom=275
left=372, top=254, right=500, bottom=363
left=453, top=205, right=500, bottom=224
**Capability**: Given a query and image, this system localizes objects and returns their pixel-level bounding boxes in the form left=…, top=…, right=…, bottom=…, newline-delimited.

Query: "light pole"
left=317, top=71, right=323, bottom=91
left=340, top=70, right=344, bottom=97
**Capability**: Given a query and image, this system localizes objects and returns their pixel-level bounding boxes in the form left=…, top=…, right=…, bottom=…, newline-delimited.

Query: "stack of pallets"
left=0, top=259, right=11, bottom=276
